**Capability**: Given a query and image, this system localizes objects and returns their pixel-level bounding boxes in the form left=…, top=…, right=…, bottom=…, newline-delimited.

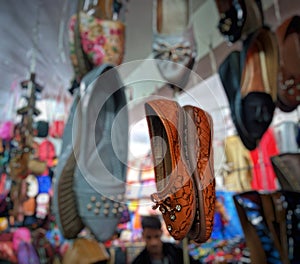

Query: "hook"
left=172, top=85, right=181, bottom=102
left=273, top=0, right=281, bottom=24
left=208, top=37, right=217, bottom=74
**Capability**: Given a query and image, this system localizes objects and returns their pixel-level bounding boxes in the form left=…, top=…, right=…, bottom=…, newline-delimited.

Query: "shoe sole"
left=53, top=92, right=84, bottom=239
left=54, top=145, right=84, bottom=238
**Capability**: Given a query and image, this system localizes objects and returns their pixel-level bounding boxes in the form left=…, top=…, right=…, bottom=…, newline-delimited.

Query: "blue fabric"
left=211, top=191, right=243, bottom=240
left=37, top=175, right=51, bottom=193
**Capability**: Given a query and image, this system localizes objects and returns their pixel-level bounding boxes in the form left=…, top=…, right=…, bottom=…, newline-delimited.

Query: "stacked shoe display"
left=215, top=2, right=300, bottom=263
left=217, top=1, right=300, bottom=151
left=144, top=98, right=215, bottom=243
left=217, top=0, right=279, bottom=151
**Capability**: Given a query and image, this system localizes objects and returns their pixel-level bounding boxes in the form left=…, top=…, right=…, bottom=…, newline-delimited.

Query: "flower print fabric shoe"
left=144, top=99, right=196, bottom=240
left=69, top=13, right=125, bottom=73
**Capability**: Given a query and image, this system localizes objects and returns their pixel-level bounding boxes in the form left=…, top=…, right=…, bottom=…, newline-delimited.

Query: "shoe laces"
left=151, top=193, right=172, bottom=212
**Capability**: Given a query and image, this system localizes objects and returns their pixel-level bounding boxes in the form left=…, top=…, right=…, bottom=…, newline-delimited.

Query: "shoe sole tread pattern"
left=55, top=146, right=84, bottom=238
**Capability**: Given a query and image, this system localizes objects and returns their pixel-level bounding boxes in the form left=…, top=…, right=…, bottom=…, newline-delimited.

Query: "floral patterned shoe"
left=69, top=12, right=125, bottom=81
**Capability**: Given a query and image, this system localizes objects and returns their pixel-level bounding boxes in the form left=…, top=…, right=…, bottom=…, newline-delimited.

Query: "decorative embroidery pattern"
left=69, top=12, right=125, bottom=79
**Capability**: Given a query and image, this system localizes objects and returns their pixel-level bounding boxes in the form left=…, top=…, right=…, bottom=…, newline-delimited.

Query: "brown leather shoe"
left=241, top=27, right=278, bottom=101
left=238, top=27, right=278, bottom=149
left=145, top=99, right=196, bottom=240
left=183, top=105, right=216, bottom=243
left=276, top=15, right=300, bottom=112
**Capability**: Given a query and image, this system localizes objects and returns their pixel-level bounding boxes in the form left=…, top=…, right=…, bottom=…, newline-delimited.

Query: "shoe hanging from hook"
left=152, top=0, right=197, bottom=91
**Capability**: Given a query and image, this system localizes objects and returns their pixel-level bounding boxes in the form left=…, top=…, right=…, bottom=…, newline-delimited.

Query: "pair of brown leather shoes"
left=144, top=99, right=215, bottom=242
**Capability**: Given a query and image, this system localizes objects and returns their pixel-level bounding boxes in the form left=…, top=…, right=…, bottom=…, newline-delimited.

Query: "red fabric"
left=0, top=173, right=7, bottom=194
left=38, top=139, right=56, bottom=168
left=49, top=120, right=65, bottom=138
left=250, top=128, right=279, bottom=191
left=0, top=241, right=17, bottom=263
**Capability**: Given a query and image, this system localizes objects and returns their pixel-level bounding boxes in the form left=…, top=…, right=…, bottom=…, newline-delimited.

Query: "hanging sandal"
left=152, top=0, right=196, bottom=90
left=215, top=0, right=247, bottom=43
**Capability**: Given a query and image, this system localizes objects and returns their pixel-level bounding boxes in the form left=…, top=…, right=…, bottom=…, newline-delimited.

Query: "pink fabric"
left=250, top=128, right=279, bottom=191
left=12, top=227, right=31, bottom=251
left=0, top=241, right=17, bottom=263
left=0, top=121, right=14, bottom=140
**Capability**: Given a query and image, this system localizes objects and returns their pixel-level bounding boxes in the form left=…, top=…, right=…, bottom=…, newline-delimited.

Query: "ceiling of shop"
left=0, top=0, right=204, bottom=119
left=0, top=0, right=297, bottom=122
